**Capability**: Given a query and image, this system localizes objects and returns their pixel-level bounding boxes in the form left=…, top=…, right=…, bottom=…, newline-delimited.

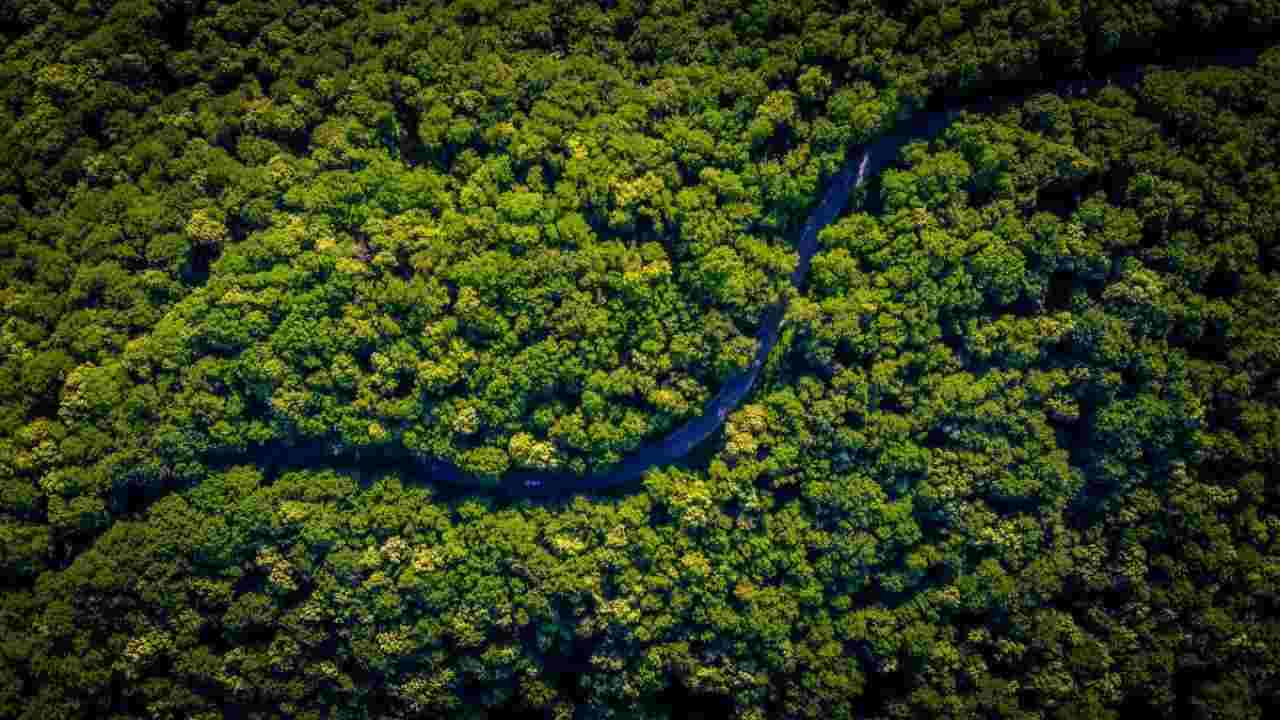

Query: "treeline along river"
left=234, top=46, right=1264, bottom=500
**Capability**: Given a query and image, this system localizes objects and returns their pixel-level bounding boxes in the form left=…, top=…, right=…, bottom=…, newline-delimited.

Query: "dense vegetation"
left=2, top=1, right=1279, bottom=718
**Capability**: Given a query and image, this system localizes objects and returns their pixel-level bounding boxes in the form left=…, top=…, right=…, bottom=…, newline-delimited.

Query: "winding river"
left=371, top=47, right=1266, bottom=498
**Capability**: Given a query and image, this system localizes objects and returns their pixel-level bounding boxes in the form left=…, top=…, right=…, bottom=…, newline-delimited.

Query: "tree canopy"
left=2, top=1, right=1279, bottom=718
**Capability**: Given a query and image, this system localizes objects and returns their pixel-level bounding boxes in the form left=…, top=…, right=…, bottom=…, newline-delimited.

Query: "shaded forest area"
left=2, top=1, right=1279, bottom=718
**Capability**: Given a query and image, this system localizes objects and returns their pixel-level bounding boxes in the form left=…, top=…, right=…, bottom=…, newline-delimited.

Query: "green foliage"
left=2, top=3, right=1279, bottom=719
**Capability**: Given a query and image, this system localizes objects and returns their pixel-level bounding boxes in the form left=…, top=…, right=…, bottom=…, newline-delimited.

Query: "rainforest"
left=2, top=1, right=1279, bottom=718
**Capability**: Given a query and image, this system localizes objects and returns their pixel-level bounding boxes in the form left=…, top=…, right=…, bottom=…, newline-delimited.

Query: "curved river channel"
left=331, top=47, right=1263, bottom=498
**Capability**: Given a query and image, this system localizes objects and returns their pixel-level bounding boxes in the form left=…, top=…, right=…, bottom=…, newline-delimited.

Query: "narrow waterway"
left=280, top=46, right=1268, bottom=499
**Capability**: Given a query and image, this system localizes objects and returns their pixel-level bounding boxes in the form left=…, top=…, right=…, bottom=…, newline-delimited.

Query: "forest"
left=1, top=1, right=1278, bottom=718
